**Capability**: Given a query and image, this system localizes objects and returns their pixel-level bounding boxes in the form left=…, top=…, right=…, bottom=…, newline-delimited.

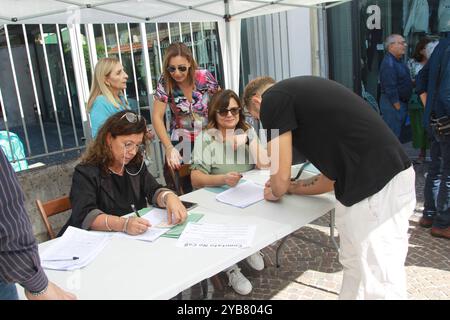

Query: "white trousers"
left=335, top=166, right=416, bottom=300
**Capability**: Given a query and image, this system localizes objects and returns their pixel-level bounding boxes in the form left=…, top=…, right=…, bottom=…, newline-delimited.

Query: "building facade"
left=327, top=0, right=449, bottom=98
left=5, top=1, right=442, bottom=173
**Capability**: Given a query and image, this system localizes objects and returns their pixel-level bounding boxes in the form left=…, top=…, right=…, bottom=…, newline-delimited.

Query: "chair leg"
left=329, top=210, right=340, bottom=252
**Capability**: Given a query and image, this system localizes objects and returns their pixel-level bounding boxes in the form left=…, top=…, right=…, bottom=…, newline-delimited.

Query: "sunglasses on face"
left=167, top=65, right=188, bottom=73
left=120, top=112, right=143, bottom=124
left=217, top=107, right=241, bottom=117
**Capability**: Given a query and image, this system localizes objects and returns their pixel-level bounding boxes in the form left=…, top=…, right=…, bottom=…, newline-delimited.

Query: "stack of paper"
left=40, top=226, right=111, bottom=271
left=215, top=180, right=264, bottom=208
left=176, top=223, right=256, bottom=249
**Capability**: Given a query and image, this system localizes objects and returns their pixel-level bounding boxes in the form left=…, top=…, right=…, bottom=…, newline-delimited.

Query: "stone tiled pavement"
left=181, top=144, right=450, bottom=300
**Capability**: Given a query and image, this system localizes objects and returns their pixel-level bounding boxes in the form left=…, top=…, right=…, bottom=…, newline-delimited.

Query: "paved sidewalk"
left=182, top=144, right=450, bottom=300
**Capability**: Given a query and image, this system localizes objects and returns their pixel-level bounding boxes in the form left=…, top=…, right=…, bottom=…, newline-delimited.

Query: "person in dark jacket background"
left=379, top=34, right=413, bottom=139
left=60, top=110, right=187, bottom=236
left=416, top=33, right=450, bottom=239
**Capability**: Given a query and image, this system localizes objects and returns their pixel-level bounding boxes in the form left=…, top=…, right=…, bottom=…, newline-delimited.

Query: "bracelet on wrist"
left=27, top=284, right=49, bottom=297
left=160, top=190, right=175, bottom=207
left=122, top=217, right=130, bottom=233
left=105, top=214, right=112, bottom=231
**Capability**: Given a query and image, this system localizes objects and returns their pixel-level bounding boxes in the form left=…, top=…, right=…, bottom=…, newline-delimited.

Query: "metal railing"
left=0, top=22, right=222, bottom=174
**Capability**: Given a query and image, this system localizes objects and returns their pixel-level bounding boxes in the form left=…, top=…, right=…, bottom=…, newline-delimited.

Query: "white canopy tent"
left=1, top=0, right=349, bottom=93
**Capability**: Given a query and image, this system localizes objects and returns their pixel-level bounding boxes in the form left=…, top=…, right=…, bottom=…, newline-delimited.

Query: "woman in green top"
left=191, top=90, right=270, bottom=188
left=190, top=89, right=270, bottom=295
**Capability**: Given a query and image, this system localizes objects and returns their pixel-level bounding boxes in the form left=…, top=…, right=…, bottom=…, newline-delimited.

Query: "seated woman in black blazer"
left=60, top=111, right=187, bottom=236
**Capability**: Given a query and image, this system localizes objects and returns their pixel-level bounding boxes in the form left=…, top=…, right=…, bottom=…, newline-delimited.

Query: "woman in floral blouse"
left=153, top=42, right=219, bottom=171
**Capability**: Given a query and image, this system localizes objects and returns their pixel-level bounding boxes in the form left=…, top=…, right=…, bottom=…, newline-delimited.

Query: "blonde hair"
left=86, top=57, right=128, bottom=113
left=242, top=76, right=276, bottom=111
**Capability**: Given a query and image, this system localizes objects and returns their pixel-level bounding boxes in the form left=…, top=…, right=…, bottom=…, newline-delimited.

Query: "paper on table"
left=161, top=212, right=204, bottom=238
left=243, top=169, right=270, bottom=177
left=204, top=179, right=247, bottom=194
left=40, top=226, right=111, bottom=271
left=215, top=180, right=264, bottom=208
left=113, top=208, right=172, bottom=242
left=176, top=222, right=256, bottom=249
left=113, top=227, right=169, bottom=242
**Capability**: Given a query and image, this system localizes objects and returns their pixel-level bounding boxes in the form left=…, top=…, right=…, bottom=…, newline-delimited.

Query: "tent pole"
left=224, top=0, right=233, bottom=91
left=317, top=4, right=329, bottom=78
left=67, top=24, right=91, bottom=141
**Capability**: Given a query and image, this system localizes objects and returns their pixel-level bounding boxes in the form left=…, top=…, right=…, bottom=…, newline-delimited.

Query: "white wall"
left=241, top=7, right=313, bottom=84
left=287, top=8, right=313, bottom=77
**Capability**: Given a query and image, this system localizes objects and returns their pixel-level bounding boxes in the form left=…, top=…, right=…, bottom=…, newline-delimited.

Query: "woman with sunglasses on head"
left=59, top=111, right=187, bottom=236
left=152, top=42, right=219, bottom=175
left=190, top=90, right=270, bottom=295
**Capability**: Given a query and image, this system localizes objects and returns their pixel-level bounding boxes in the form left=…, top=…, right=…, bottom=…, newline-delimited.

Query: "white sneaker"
left=246, top=251, right=265, bottom=271
left=226, top=265, right=252, bottom=295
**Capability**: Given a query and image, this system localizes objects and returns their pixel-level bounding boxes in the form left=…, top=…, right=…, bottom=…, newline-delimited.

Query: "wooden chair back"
left=36, top=196, right=71, bottom=239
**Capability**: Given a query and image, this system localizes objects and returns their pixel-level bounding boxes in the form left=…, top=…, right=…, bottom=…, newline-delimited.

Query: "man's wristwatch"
left=26, top=284, right=49, bottom=296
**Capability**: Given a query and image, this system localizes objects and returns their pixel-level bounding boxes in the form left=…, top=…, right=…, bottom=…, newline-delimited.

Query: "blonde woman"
left=87, top=57, right=129, bottom=138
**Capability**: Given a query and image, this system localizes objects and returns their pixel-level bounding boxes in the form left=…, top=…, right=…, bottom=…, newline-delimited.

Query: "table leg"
left=329, top=209, right=340, bottom=252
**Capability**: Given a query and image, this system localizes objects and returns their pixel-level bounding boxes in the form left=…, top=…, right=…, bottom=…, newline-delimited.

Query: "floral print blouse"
left=154, top=69, right=219, bottom=142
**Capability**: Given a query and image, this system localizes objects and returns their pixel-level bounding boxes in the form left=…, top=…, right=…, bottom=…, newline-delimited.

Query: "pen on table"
left=42, top=257, right=79, bottom=261
left=131, top=204, right=141, bottom=217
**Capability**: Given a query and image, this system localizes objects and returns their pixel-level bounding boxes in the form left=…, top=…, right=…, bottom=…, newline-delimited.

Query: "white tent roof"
left=0, top=0, right=349, bottom=92
left=0, top=0, right=347, bottom=24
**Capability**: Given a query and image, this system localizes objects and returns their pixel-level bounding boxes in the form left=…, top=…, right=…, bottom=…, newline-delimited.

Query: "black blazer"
left=59, top=163, right=164, bottom=236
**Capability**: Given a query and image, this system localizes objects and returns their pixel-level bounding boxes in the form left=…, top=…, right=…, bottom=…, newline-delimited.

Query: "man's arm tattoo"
left=301, top=174, right=321, bottom=188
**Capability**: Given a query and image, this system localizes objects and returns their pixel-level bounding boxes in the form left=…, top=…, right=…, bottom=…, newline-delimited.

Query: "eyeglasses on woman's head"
left=120, top=112, right=143, bottom=123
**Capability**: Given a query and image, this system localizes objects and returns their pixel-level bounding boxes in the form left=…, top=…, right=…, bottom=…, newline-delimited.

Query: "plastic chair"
left=36, top=196, right=71, bottom=239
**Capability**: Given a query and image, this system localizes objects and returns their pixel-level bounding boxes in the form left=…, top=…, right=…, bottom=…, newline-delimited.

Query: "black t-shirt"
left=260, top=76, right=411, bottom=206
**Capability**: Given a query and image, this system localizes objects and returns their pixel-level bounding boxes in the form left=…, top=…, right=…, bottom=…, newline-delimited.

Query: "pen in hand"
left=131, top=204, right=141, bottom=218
